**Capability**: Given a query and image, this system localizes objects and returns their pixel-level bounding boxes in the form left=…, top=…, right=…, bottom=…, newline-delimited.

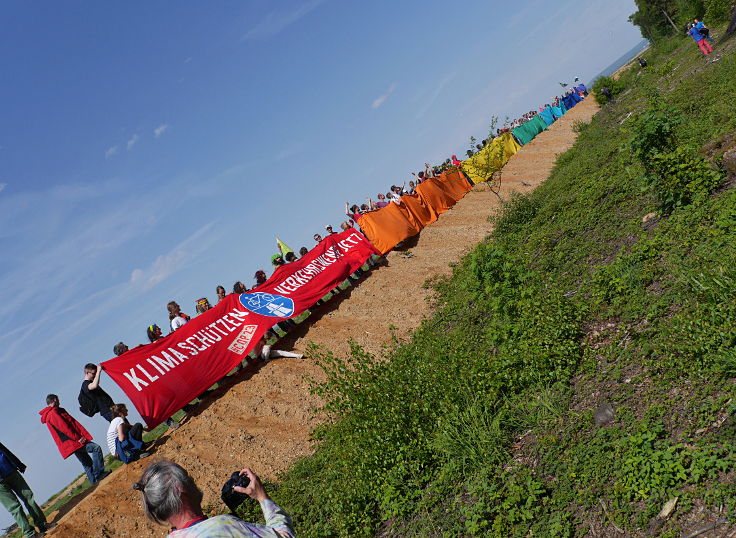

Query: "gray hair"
left=133, top=461, right=202, bottom=525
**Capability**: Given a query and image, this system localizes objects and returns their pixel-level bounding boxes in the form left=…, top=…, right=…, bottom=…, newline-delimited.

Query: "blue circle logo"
left=239, top=292, right=295, bottom=318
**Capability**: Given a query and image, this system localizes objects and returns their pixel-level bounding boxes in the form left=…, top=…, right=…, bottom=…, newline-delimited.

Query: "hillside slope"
left=43, top=100, right=599, bottom=537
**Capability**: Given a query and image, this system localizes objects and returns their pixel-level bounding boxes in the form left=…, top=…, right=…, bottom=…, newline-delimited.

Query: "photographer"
left=134, top=460, right=295, bottom=537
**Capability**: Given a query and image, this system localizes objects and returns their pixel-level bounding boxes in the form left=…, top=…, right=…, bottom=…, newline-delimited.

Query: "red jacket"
left=39, top=406, right=93, bottom=459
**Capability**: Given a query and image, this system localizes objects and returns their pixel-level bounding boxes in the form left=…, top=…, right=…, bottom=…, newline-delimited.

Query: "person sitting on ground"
left=107, top=404, right=149, bottom=464
left=0, top=440, right=52, bottom=537
left=451, top=155, right=462, bottom=167
left=168, top=301, right=190, bottom=332
left=298, top=246, right=308, bottom=257
left=215, top=285, right=227, bottom=303
left=253, top=336, right=304, bottom=362
left=195, top=298, right=211, bottom=314
left=638, top=57, right=648, bottom=68
left=254, top=270, right=268, bottom=286
left=147, top=324, right=163, bottom=343
left=233, top=281, right=247, bottom=294
left=134, top=460, right=295, bottom=537
left=284, top=252, right=297, bottom=263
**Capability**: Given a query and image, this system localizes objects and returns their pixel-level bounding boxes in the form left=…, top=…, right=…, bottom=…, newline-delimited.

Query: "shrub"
left=704, top=0, right=732, bottom=22
left=644, top=145, right=723, bottom=213
left=592, top=75, right=625, bottom=105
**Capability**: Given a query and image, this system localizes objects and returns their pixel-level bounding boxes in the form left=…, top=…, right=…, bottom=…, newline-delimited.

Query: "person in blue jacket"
left=694, top=18, right=715, bottom=44
left=688, top=23, right=713, bottom=56
left=0, top=441, right=52, bottom=537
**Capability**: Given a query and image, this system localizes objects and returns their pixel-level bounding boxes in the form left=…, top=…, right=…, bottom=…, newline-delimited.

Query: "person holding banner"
left=168, top=302, right=191, bottom=332
left=216, top=285, right=227, bottom=304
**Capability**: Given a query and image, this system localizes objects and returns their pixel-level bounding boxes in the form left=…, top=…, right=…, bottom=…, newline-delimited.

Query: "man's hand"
left=78, top=437, right=87, bottom=444
left=233, top=468, right=269, bottom=502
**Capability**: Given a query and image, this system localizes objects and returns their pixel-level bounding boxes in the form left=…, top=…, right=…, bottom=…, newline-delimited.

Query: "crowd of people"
left=3, top=76, right=591, bottom=537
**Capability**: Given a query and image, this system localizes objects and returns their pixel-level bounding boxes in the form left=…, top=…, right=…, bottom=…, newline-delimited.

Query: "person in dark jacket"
left=81, top=363, right=115, bottom=422
left=40, top=394, right=107, bottom=485
left=0, top=441, right=51, bottom=537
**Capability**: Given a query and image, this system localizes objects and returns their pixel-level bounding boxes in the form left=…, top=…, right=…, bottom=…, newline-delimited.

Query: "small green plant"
left=644, top=145, right=723, bottom=213
left=592, top=75, right=624, bottom=105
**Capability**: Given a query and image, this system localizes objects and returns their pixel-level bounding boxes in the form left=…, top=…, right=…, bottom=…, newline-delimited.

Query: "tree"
left=726, top=3, right=736, bottom=37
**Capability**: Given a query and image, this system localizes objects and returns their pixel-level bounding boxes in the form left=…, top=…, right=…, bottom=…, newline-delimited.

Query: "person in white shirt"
left=106, top=404, right=149, bottom=463
left=167, top=301, right=190, bottom=332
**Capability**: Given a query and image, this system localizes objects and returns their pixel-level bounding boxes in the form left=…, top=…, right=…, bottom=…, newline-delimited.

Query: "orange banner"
left=357, top=170, right=473, bottom=253
left=357, top=202, right=422, bottom=254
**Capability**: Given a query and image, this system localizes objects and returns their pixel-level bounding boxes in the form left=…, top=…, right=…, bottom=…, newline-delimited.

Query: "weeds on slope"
left=236, top=32, right=736, bottom=537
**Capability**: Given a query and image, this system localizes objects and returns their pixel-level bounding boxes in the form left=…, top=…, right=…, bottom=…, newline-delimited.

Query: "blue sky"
left=0, top=0, right=643, bottom=524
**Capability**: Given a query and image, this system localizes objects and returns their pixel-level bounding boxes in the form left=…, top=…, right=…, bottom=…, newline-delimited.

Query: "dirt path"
left=46, top=97, right=599, bottom=537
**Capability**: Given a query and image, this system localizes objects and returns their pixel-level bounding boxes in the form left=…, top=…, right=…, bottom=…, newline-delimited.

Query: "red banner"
left=102, top=230, right=379, bottom=428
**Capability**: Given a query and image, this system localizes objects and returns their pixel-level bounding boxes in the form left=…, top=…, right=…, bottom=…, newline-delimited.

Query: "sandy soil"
left=44, top=97, right=599, bottom=537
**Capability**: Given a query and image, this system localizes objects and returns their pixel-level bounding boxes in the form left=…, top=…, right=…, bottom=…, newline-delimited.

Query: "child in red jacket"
left=40, top=394, right=108, bottom=485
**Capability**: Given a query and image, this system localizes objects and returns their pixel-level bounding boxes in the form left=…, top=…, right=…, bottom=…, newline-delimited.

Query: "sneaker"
left=165, top=418, right=180, bottom=429
left=297, top=354, right=305, bottom=359
left=138, top=451, right=151, bottom=459
left=94, top=470, right=111, bottom=483
left=39, top=523, right=56, bottom=533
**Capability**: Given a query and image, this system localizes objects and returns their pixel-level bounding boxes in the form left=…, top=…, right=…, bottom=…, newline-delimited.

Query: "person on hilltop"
left=106, top=404, right=149, bottom=464
left=313, top=233, right=322, bottom=244
left=168, top=301, right=191, bottom=332
left=133, top=460, right=295, bottom=537
left=253, top=336, right=304, bottom=362
left=195, top=297, right=211, bottom=314
left=298, top=247, right=308, bottom=257
left=325, top=224, right=337, bottom=235
left=147, top=324, right=163, bottom=343
left=451, top=155, right=462, bottom=167
left=284, top=252, right=297, bottom=263
left=233, top=281, right=247, bottom=294
left=0, top=441, right=52, bottom=538
left=79, top=362, right=115, bottom=422
left=40, top=394, right=108, bottom=486
left=271, top=254, right=285, bottom=268
left=687, top=23, right=713, bottom=56
left=254, top=270, right=267, bottom=287
left=216, top=285, right=227, bottom=303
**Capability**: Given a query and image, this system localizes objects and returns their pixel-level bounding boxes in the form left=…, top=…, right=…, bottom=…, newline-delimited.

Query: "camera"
left=221, top=471, right=250, bottom=512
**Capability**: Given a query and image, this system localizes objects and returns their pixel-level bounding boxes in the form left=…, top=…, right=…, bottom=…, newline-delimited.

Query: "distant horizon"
left=0, top=0, right=643, bottom=528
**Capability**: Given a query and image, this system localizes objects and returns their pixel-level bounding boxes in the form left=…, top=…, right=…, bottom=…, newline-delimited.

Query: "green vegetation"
left=231, top=31, right=736, bottom=537
left=629, top=0, right=733, bottom=42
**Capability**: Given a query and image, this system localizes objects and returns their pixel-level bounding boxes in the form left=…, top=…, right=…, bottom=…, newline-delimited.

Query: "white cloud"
left=129, top=221, right=217, bottom=291
left=0, top=183, right=6, bottom=193
left=153, top=124, right=169, bottom=138
left=372, top=83, right=397, bottom=110
left=184, top=57, right=192, bottom=64
left=415, top=72, right=456, bottom=119
left=244, top=0, right=327, bottom=40
left=105, top=145, right=119, bottom=158
left=126, top=134, right=140, bottom=151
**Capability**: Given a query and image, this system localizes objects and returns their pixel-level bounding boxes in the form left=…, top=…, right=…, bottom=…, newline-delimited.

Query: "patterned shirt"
left=168, top=500, right=295, bottom=538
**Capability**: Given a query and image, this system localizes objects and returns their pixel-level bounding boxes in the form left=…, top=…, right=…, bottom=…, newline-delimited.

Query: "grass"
left=229, top=27, right=736, bottom=537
